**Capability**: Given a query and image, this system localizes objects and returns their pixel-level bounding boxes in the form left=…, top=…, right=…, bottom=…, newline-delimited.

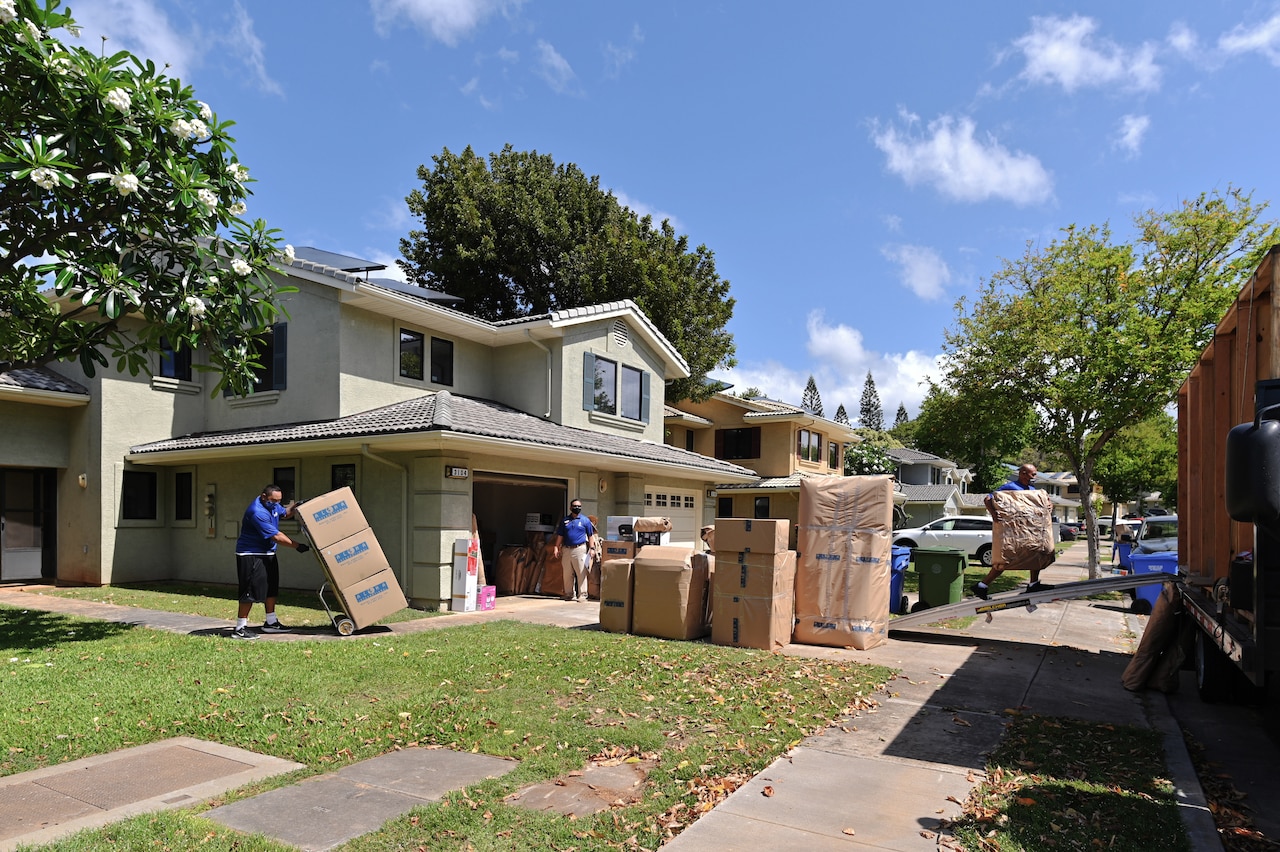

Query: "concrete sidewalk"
left=0, top=542, right=1223, bottom=850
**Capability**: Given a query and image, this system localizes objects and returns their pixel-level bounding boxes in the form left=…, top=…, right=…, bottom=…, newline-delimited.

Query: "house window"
left=828, top=440, right=841, bottom=470
left=797, top=429, right=823, bottom=463
left=715, top=427, right=761, bottom=461
left=431, top=337, right=453, bottom=385
left=399, top=329, right=424, bottom=380
left=685, top=429, right=695, bottom=451
left=655, top=493, right=669, bottom=508
left=582, top=353, right=650, bottom=422
left=684, top=495, right=695, bottom=509
left=174, top=471, right=193, bottom=522
left=273, top=466, right=296, bottom=503
left=122, top=470, right=158, bottom=520
left=753, top=496, right=770, bottom=519
left=331, top=464, right=356, bottom=490
left=159, top=337, right=192, bottom=381
left=717, top=496, right=733, bottom=518
left=251, top=323, right=287, bottom=391
left=645, top=492, right=653, bottom=506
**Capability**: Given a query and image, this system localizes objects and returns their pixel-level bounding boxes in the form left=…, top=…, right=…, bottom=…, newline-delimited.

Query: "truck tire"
left=1195, top=629, right=1232, bottom=703
left=976, top=544, right=993, bottom=567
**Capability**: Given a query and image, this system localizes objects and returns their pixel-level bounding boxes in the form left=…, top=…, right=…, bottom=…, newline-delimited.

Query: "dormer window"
left=583, top=352, right=650, bottom=423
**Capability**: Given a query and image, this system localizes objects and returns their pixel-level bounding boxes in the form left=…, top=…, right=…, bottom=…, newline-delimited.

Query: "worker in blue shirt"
left=972, top=463, right=1053, bottom=599
left=552, top=499, right=595, bottom=602
left=230, top=484, right=309, bottom=638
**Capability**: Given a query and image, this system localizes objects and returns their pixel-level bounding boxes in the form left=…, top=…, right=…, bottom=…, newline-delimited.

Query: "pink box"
left=478, top=585, right=496, bottom=611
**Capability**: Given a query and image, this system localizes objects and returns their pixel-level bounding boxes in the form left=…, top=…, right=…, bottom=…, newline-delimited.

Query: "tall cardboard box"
left=714, top=518, right=790, bottom=555
left=451, top=538, right=479, bottom=612
left=631, top=546, right=710, bottom=640
left=319, top=528, right=392, bottom=590
left=296, top=487, right=370, bottom=549
left=794, top=476, right=894, bottom=650
left=339, top=566, right=408, bottom=629
left=599, top=559, right=634, bottom=633
left=712, top=551, right=796, bottom=651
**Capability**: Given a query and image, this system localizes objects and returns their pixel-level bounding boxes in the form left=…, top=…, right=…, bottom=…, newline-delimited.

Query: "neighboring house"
left=0, top=250, right=758, bottom=608
left=665, top=392, right=860, bottom=547
left=886, top=448, right=967, bottom=526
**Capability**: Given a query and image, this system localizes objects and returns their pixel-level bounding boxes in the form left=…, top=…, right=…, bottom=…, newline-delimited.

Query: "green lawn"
left=1, top=605, right=891, bottom=850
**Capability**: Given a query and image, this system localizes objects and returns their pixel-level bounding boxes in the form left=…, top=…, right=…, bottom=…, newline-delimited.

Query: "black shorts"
left=237, top=554, right=280, bottom=603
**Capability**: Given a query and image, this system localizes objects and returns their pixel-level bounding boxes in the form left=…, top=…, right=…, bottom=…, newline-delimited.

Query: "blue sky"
left=66, top=0, right=1280, bottom=420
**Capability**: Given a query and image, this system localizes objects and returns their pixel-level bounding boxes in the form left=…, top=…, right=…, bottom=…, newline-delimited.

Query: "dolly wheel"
left=336, top=617, right=356, bottom=636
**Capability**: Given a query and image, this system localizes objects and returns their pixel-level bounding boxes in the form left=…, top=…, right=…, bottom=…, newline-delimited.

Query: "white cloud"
left=880, top=244, right=952, bottom=301
left=882, top=214, right=903, bottom=233
left=370, top=0, right=519, bottom=46
left=366, top=197, right=414, bottom=232
left=363, top=250, right=410, bottom=281
left=535, top=39, right=577, bottom=93
left=68, top=0, right=201, bottom=80
left=612, top=190, right=682, bottom=232
left=1167, top=21, right=1200, bottom=58
left=497, top=47, right=519, bottom=63
left=229, top=1, right=282, bottom=96
left=1013, top=15, right=1161, bottom=92
left=1219, top=13, right=1280, bottom=65
left=370, top=58, right=392, bottom=74
left=1113, top=114, right=1150, bottom=157
left=604, top=23, right=643, bottom=78
left=872, top=112, right=1053, bottom=206
left=714, top=312, right=944, bottom=420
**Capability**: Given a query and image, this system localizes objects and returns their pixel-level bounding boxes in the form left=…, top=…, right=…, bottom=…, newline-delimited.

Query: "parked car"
left=1058, top=522, right=1080, bottom=541
left=893, top=516, right=994, bottom=566
left=1134, top=515, right=1178, bottom=554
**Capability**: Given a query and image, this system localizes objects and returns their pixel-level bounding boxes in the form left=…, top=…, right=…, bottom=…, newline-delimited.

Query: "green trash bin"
left=911, top=547, right=966, bottom=611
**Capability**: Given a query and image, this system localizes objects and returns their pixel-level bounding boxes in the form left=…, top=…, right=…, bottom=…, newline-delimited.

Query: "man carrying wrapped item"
left=972, top=463, right=1056, bottom=600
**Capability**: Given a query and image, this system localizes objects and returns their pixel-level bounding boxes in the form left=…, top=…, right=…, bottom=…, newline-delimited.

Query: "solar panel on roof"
left=292, top=246, right=384, bottom=273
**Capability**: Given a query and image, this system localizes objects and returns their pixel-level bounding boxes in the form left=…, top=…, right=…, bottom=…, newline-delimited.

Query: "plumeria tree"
left=0, top=0, right=293, bottom=395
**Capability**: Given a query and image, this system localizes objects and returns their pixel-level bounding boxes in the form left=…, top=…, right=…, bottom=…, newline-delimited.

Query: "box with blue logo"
left=339, top=567, right=408, bottom=629
left=320, top=528, right=391, bottom=590
left=298, top=487, right=370, bottom=549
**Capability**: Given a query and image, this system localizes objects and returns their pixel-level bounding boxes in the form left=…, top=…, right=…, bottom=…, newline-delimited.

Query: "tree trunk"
left=1077, top=459, right=1101, bottom=579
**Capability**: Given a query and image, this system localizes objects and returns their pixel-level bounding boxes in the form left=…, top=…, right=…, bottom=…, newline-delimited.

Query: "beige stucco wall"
left=558, top=320, right=666, bottom=443
left=712, top=491, right=801, bottom=550
left=492, top=339, right=561, bottom=419
left=0, top=400, right=76, bottom=468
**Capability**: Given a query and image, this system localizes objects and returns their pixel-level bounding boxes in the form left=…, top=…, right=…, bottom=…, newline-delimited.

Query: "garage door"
left=644, top=488, right=698, bottom=547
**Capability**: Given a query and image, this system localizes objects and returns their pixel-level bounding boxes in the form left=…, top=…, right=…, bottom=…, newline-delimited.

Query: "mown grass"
left=950, top=715, right=1191, bottom=852
left=35, top=580, right=441, bottom=626
left=1, top=605, right=891, bottom=850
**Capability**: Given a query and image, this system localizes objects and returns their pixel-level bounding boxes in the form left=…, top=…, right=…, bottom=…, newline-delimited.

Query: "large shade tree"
left=910, top=381, right=1034, bottom=492
left=1, top=0, right=291, bottom=395
left=944, top=188, right=1279, bottom=576
left=1094, top=411, right=1178, bottom=517
left=399, top=144, right=735, bottom=402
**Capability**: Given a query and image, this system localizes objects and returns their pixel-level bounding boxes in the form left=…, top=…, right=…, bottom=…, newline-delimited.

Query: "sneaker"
left=971, top=583, right=989, bottom=600
left=230, top=626, right=257, bottom=640
left=578, top=594, right=589, bottom=602
left=260, top=620, right=291, bottom=633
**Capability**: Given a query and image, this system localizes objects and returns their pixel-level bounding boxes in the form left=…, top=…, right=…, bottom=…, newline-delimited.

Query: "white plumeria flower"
left=195, top=188, right=217, bottom=215
left=184, top=296, right=207, bottom=317
left=48, top=55, right=73, bottom=75
left=189, top=119, right=209, bottom=139
left=30, top=168, right=57, bottom=190
left=65, top=22, right=81, bottom=37
left=207, top=275, right=220, bottom=286
left=109, top=172, right=139, bottom=196
left=104, top=88, right=131, bottom=113
left=19, top=19, right=41, bottom=43
left=228, top=163, right=250, bottom=182
left=169, top=118, right=193, bottom=138
left=197, top=101, right=213, bottom=120
left=0, top=0, right=16, bottom=24
left=231, top=258, right=252, bottom=277
left=281, top=244, right=296, bottom=266
left=228, top=201, right=247, bottom=216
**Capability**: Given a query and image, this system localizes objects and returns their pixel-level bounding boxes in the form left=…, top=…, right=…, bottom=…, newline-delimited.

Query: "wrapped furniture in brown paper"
left=793, top=475, right=894, bottom=650
left=632, top=516, right=673, bottom=533
left=495, top=547, right=522, bottom=595
left=599, top=559, right=634, bottom=633
left=631, top=546, right=710, bottom=640
left=538, top=545, right=565, bottom=597
left=991, top=490, right=1055, bottom=574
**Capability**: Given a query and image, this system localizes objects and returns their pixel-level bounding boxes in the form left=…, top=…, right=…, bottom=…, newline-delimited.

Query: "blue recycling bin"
left=890, top=546, right=910, bottom=614
left=1129, top=552, right=1178, bottom=612
left=1114, top=541, right=1133, bottom=571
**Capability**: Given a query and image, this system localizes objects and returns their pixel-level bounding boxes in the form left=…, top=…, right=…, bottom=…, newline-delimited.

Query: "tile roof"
left=899, top=483, right=959, bottom=503
left=129, top=391, right=755, bottom=477
left=0, top=367, right=89, bottom=396
left=887, top=447, right=954, bottom=465
left=664, top=405, right=712, bottom=426
left=958, top=493, right=988, bottom=508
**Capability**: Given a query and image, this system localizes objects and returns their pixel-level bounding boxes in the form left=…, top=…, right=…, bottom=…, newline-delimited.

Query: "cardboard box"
left=712, top=591, right=795, bottom=651
left=319, top=528, right=392, bottom=590
left=599, top=558, right=634, bottom=633
left=631, top=546, right=710, bottom=640
left=793, top=529, right=890, bottom=651
left=452, top=539, right=479, bottom=607
left=539, top=547, right=565, bottom=598
left=798, top=475, right=893, bottom=534
left=714, top=518, right=790, bottom=555
left=602, top=539, right=637, bottom=560
left=713, top=550, right=796, bottom=598
left=451, top=592, right=476, bottom=612
left=478, top=585, right=496, bottom=611
left=991, top=490, right=1055, bottom=573
left=297, top=487, right=370, bottom=550
left=339, top=566, right=407, bottom=629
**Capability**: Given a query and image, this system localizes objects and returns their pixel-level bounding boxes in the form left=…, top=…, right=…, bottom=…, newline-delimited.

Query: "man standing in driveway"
left=231, top=484, right=309, bottom=638
left=551, top=499, right=595, bottom=602
left=972, top=463, right=1053, bottom=599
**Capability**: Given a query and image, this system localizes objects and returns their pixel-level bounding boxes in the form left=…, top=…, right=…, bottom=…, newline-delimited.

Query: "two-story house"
left=665, top=392, right=860, bottom=547
left=887, top=447, right=975, bottom=525
left=0, top=250, right=758, bottom=608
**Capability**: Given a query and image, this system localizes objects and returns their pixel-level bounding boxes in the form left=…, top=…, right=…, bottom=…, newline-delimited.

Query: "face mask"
left=571, top=507, right=581, bottom=514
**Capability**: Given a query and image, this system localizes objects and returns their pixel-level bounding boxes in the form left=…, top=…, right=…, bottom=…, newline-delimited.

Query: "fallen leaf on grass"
left=1016, top=797, right=1036, bottom=806
left=762, top=786, right=775, bottom=797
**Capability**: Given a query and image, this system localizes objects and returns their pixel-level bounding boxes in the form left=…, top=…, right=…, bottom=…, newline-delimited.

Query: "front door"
left=1, top=469, right=52, bottom=582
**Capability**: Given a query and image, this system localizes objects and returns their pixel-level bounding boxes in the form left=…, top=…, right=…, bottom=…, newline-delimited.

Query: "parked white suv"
left=893, top=516, right=994, bottom=566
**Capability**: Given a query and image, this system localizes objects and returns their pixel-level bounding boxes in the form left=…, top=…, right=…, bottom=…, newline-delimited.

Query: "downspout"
left=362, top=444, right=410, bottom=599
left=526, top=330, right=552, bottom=418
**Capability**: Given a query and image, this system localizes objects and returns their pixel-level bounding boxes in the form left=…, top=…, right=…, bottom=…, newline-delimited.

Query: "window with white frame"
left=583, top=353, right=650, bottom=422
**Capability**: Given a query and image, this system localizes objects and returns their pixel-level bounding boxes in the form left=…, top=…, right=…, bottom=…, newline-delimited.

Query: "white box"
left=452, top=538, right=479, bottom=599
left=607, top=515, right=638, bottom=540
left=451, top=592, right=477, bottom=612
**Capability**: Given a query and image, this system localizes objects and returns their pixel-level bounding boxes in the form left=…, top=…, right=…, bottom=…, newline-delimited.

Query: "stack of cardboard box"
left=299, top=487, right=408, bottom=630
left=711, top=519, right=795, bottom=651
left=793, top=475, right=894, bottom=650
left=631, top=546, right=713, bottom=640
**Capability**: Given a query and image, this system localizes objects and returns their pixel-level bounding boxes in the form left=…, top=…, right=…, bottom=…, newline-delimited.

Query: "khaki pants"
left=561, top=543, right=588, bottom=600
